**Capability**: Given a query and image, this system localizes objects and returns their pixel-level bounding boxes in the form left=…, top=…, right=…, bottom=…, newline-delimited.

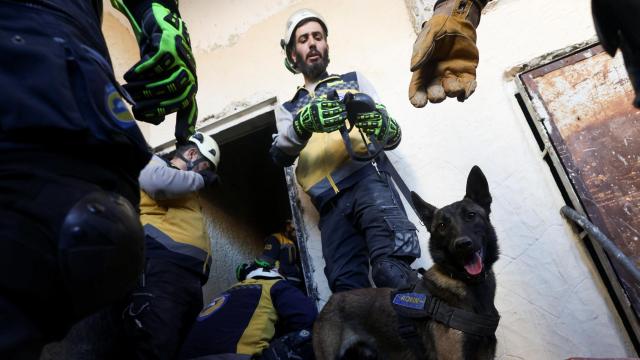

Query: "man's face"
left=291, top=20, right=329, bottom=80
left=184, top=148, right=212, bottom=172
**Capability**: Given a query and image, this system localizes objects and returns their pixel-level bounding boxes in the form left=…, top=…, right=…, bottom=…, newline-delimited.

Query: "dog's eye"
left=465, top=212, right=476, bottom=220
left=436, top=223, right=447, bottom=232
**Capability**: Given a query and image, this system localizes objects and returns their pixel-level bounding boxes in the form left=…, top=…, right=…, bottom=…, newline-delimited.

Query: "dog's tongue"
left=464, top=252, right=483, bottom=276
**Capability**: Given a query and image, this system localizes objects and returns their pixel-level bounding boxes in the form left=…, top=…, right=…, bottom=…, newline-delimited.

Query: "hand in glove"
left=408, top=0, right=485, bottom=108
left=354, top=104, right=401, bottom=144
left=198, top=169, right=219, bottom=187
left=111, top=0, right=198, bottom=144
left=293, top=98, right=347, bottom=139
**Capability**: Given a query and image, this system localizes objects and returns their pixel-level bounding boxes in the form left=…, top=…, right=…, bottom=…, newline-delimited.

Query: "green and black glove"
left=354, top=103, right=401, bottom=145
left=293, top=98, right=347, bottom=139
left=111, top=0, right=197, bottom=144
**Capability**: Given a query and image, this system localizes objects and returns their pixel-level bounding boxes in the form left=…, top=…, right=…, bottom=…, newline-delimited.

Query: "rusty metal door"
left=517, top=43, right=640, bottom=339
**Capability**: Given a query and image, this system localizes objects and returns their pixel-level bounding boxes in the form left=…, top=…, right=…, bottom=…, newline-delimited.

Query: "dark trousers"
left=318, top=171, right=421, bottom=292
left=0, top=157, right=142, bottom=357
left=121, top=258, right=204, bottom=360
left=0, top=2, right=149, bottom=356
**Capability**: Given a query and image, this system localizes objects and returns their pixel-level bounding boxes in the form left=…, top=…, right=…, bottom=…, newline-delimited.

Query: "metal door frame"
left=514, top=42, right=640, bottom=349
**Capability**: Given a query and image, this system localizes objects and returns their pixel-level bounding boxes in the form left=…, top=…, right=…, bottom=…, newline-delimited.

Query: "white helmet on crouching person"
left=187, top=132, right=220, bottom=170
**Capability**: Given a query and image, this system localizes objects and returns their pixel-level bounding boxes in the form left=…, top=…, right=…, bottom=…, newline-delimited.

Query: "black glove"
left=198, top=169, right=219, bottom=187
left=259, top=329, right=314, bottom=360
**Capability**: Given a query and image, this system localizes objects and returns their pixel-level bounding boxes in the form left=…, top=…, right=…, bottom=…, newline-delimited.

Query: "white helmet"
left=246, top=267, right=284, bottom=281
left=280, top=8, right=328, bottom=74
left=188, top=132, right=220, bottom=169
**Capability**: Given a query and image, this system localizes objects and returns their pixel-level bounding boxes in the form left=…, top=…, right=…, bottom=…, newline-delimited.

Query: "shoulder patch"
left=197, top=293, right=229, bottom=320
left=105, top=83, right=135, bottom=127
left=392, top=292, right=427, bottom=310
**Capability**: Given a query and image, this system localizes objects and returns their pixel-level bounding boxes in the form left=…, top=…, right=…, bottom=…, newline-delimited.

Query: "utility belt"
left=309, top=161, right=380, bottom=211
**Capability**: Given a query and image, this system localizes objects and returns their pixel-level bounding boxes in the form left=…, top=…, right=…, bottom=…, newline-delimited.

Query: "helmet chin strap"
left=176, top=153, right=208, bottom=171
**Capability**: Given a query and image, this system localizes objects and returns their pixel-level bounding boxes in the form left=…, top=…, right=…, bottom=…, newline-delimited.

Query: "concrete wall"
left=103, top=0, right=636, bottom=358
left=199, top=199, right=264, bottom=302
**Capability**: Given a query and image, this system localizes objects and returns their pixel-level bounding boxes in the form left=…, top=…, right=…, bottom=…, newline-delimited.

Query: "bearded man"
left=269, top=9, right=421, bottom=293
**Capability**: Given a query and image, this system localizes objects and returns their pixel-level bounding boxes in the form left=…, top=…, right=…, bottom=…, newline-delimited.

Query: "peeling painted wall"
left=102, top=0, right=635, bottom=358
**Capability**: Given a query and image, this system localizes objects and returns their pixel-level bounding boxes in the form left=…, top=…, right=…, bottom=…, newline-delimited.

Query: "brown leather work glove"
left=409, top=0, right=485, bottom=108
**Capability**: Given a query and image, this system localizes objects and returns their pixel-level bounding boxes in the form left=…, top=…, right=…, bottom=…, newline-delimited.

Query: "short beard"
left=294, top=48, right=330, bottom=81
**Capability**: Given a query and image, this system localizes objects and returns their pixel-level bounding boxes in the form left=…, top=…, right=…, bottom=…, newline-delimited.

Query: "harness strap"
left=338, top=125, right=386, bottom=162
left=429, top=300, right=500, bottom=336
left=334, top=90, right=390, bottom=163
left=391, top=289, right=427, bottom=360
left=378, top=151, right=420, bottom=218
left=391, top=287, right=500, bottom=342
left=396, top=316, right=427, bottom=360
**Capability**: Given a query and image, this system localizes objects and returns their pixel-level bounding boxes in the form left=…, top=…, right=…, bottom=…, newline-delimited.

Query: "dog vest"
left=390, top=285, right=500, bottom=359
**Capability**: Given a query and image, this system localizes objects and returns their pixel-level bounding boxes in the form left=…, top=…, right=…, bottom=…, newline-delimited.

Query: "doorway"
left=199, top=109, right=297, bottom=300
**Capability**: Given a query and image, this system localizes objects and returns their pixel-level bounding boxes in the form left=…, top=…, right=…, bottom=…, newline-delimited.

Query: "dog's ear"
left=411, top=191, right=437, bottom=230
left=465, top=166, right=492, bottom=213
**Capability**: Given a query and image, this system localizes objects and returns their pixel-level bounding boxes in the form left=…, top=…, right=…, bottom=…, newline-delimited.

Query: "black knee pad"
left=58, top=190, right=144, bottom=317
left=371, top=258, right=417, bottom=290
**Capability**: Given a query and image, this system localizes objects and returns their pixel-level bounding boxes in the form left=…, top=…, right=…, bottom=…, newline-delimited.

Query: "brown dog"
left=313, top=166, right=500, bottom=359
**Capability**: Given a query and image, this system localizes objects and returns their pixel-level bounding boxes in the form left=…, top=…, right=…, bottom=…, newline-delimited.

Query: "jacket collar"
left=289, top=72, right=341, bottom=102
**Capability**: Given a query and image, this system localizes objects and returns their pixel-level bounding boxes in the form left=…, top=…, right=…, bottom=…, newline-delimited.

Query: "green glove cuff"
left=131, top=3, right=195, bottom=75
left=111, top=0, right=183, bottom=45
left=377, top=104, right=400, bottom=144
left=110, top=0, right=143, bottom=40
left=385, top=117, right=401, bottom=145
